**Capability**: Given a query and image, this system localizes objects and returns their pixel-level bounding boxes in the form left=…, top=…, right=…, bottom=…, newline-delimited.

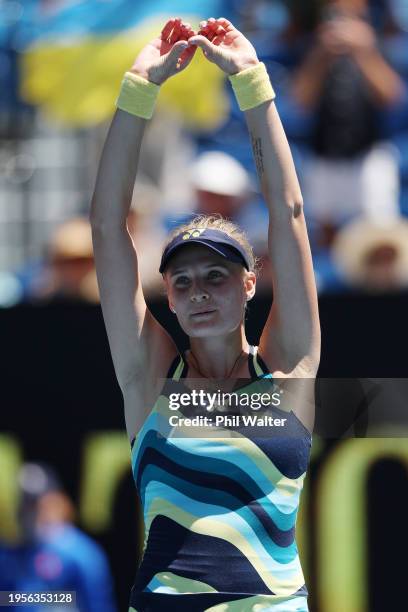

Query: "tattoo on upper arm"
left=251, top=134, right=265, bottom=178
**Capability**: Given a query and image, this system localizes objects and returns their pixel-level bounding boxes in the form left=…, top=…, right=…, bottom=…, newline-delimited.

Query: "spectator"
left=292, top=0, right=406, bottom=247
left=0, top=463, right=117, bottom=612
left=331, top=216, right=408, bottom=292
left=188, top=150, right=253, bottom=219
left=26, top=217, right=98, bottom=303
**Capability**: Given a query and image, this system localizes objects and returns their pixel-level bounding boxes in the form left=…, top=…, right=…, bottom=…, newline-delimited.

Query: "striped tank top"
left=129, top=347, right=312, bottom=612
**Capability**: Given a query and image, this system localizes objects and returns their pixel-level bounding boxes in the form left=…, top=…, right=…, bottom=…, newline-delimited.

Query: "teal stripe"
left=133, top=428, right=303, bottom=519
left=141, top=465, right=298, bottom=563
left=140, top=460, right=298, bottom=534
left=143, top=480, right=303, bottom=578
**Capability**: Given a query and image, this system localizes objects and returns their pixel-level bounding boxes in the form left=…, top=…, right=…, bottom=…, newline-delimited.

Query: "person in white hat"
left=189, top=150, right=253, bottom=218
left=332, top=216, right=408, bottom=292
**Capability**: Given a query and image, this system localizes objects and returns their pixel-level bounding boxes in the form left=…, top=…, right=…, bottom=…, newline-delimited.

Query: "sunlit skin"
left=163, top=244, right=256, bottom=377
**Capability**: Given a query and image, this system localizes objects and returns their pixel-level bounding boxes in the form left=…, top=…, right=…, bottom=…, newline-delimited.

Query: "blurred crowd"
left=1, top=0, right=408, bottom=305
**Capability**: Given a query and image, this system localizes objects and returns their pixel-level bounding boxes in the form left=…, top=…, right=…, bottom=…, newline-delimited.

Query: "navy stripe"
left=138, top=446, right=296, bottom=546
left=256, top=352, right=271, bottom=376
left=133, top=515, right=278, bottom=596
left=167, top=355, right=183, bottom=379
left=130, top=590, right=253, bottom=612
left=248, top=352, right=258, bottom=379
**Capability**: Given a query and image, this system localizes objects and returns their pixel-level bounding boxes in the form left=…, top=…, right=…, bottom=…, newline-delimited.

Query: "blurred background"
left=1, top=0, right=408, bottom=610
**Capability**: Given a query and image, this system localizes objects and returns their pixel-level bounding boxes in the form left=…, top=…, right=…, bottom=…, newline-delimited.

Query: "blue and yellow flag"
left=17, top=0, right=236, bottom=128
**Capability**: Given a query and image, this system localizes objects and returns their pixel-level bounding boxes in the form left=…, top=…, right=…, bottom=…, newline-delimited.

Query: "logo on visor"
left=182, top=229, right=206, bottom=240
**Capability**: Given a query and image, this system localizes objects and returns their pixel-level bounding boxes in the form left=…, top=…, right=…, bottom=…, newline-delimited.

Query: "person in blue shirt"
left=0, top=462, right=117, bottom=612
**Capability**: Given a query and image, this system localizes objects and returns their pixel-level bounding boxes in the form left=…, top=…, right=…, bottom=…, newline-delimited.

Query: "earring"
left=171, top=307, right=176, bottom=314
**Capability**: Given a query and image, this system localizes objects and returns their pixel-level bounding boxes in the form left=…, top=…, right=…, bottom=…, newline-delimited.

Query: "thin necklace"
left=189, top=347, right=247, bottom=381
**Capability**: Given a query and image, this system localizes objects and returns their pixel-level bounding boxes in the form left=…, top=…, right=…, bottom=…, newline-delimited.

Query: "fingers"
left=163, top=15, right=232, bottom=40
left=198, top=19, right=216, bottom=39
left=188, top=34, right=210, bottom=48
left=161, top=18, right=176, bottom=41
left=179, top=43, right=197, bottom=65
left=161, top=18, right=182, bottom=45
left=216, top=17, right=234, bottom=31
left=199, top=17, right=232, bottom=34
left=198, top=17, right=228, bottom=46
left=188, top=34, right=218, bottom=58
left=168, top=39, right=199, bottom=72
left=211, top=34, right=224, bottom=47
left=192, top=15, right=230, bottom=54
left=163, top=16, right=231, bottom=45
left=180, top=21, right=195, bottom=41
left=209, top=26, right=226, bottom=42
left=161, top=17, right=195, bottom=44
left=166, top=39, right=189, bottom=66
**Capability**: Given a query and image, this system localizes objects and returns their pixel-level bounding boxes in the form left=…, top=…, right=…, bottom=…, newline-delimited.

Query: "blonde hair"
left=163, top=214, right=259, bottom=274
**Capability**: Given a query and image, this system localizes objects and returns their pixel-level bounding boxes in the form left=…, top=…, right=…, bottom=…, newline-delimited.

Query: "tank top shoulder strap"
left=248, top=345, right=273, bottom=379
left=167, top=349, right=270, bottom=381
left=166, top=353, right=188, bottom=381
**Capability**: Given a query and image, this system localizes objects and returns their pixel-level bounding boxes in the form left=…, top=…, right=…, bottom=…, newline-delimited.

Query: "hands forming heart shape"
left=130, top=16, right=259, bottom=85
left=161, top=16, right=231, bottom=47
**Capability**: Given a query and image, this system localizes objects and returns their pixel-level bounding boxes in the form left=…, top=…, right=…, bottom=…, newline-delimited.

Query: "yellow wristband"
left=116, top=71, right=160, bottom=120
left=229, top=62, right=275, bottom=112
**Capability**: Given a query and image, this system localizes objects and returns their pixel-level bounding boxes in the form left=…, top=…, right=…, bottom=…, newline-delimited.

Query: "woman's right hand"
left=130, top=18, right=197, bottom=86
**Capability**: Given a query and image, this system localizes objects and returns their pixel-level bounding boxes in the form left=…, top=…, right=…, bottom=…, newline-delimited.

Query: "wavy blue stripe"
left=133, top=426, right=303, bottom=504
left=132, top=412, right=277, bottom=484
left=138, top=446, right=298, bottom=533
left=143, top=480, right=303, bottom=579
left=133, top=428, right=302, bottom=517
left=141, top=464, right=298, bottom=562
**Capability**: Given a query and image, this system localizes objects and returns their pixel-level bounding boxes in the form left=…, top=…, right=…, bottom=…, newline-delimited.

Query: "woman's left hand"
left=188, top=17, right=259, bottom=75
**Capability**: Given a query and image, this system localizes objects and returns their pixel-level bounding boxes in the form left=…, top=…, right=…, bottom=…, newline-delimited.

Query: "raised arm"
left=244, top=100, right=320, bottom=374
left=190, top=19, right=320, bottom=375
left=90, top=19, right=196, bottom=402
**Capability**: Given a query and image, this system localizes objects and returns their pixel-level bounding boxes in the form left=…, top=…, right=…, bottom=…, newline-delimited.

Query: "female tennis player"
left=90, top=16, right=320, bottom=612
